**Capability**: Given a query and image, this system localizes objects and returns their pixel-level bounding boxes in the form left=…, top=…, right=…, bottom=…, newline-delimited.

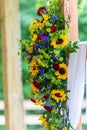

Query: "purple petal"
left=34, top=44, right=38, bottom=53
left=52, top=53, right=58, bottom=61
left=42, top=36, right=49, bottom=42
left=50, top=15, right=58, bottom=22
left=39, top=69, right=44, bottom=77
left=39, top=43, right=46, bottom=48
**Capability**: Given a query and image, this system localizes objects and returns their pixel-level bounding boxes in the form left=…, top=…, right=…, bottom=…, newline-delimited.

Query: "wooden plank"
left=0, top=100, right=86, bottom=111
left=1, top=0, right=25, bottom=130
left=0, top=115, right=42, bottom=125
left=0, top=114, right=87, bottom=125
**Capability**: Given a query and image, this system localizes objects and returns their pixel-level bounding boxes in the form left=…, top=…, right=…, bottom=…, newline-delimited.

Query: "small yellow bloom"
left=30, top=83, right=39, bottom=93
left=28, top=46, right=33, bottom=53
left=42, top=14, right=48, bottom=21
left=32, top=34, right=38, bottom=42
left=51, top=38, right=58, bottom=48
left=62, top=127, right=68, bottom=130
left=30, top=68, right=38, bottom=76
left=29, top=19, right=38, bottom=30
left=29, top=60, right=38, bottom=76
left=37, top=21, right=44, bottom=29
left=30, top=60, right=38, bottom=67
left=39, top=116, right=48, bottom=127
left=51, top=90, right=66, bottom=102
left=35, top=100, right=43, bottom=106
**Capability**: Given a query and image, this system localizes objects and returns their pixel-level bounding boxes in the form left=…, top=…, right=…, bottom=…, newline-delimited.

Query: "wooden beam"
left=64, top=1, right=82, bottom=130
left=1, top=0, right=25, bottom=130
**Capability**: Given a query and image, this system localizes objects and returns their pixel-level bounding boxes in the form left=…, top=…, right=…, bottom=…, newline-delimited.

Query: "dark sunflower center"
left=59, top=68, right=66, bottom=75
left=56, top=38, right=63, bottom=44
left=55, top=93, right=62, bottom=98
left=33, top=66, right=36, bottom=70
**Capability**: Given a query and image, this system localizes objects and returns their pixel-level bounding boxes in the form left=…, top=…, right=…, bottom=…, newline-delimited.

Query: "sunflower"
left=39, top=116, right=48, bottom=127
left=50, top=90, right=66, bottom=102
left=56, top=35, right=68, bottom=48
left=55, top=63, right=68, bottom=80
left=51, top=35, right=68, bottom=48
left=30, top=83, right=39, bottom=93
left=29, top=60, right=38, bottom=76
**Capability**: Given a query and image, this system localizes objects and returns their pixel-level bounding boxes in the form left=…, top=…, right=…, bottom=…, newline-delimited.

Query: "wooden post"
left=64, top=0, right=82, bottom=130
left=1, top=0, right=25, bottom=130
left=64, top=0, right=78, bottom=40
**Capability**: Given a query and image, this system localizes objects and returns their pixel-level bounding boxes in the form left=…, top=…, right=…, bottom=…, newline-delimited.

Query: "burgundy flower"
left=30, top=98, right=36, bottom=103
left=50, top=26, right=57, bottom=33
left=37, top=34, right=43, bottom=40
left=43, top=95, right=48, bottom=99
left=37, top=7, right=45, bottom=16
left=53, top=63, right=59, bottom=71
left=44, top=106, right=53, bottom=112
left=33, top=80, right=41, bottom=88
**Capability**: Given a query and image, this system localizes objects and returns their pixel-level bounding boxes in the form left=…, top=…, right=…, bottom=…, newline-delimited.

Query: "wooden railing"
left=0, top=100, right=87, bottom=125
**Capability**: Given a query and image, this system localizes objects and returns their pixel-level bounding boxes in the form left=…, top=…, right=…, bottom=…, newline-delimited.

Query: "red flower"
left=37, top=34, right=43, bottom=40
left=44, top=106, right=52, bottom=112
left=37, top=7, right=45, bottom=16
left=33, top=80, right=41, bottom=88
left=53, top=63, right=59, bottom=71
left=50, top=26, right=57, bottom=33
left=30, top=98, right=36, bottom=103
left=43, top=95, right=48, bottom=99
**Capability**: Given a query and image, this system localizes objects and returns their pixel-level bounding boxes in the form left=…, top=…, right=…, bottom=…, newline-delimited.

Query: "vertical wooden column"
left=1, top=0, right=25, bottom=130
left=64, top=1, right=82, bottom=130
left=64, top=0, right=78, bottom=40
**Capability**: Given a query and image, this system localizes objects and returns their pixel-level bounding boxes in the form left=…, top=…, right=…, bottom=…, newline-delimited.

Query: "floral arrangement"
left=20, top=0, right=79, bottom=130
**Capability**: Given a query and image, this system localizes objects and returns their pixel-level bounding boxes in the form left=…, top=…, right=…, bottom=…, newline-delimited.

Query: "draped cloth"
left=67, top=42, right=86, bottom=129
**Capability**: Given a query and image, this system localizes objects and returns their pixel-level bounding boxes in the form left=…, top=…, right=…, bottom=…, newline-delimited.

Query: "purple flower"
left=34, top=44, right=38, bottom=53
left=39, top=43, right=46, bottom=48
left=41, top=32, right=45, bottom=35
left=52, top=53, right=58, bottom=61
left=44, top=9, right=48, bottom=14
left=25, top=50, right=29, bottom=55
left=39, top=69, right=44, bottom=77
left=50, top=106, right=54, bottom=109
left=42, top=36, right=49, bottom=43
left=50, top=15, right=58, bottom=22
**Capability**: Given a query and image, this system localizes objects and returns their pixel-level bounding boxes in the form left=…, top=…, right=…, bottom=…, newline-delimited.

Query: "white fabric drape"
left=84, top=60, right=87, bottom=121
left=67, top=42, right=86, bottom=129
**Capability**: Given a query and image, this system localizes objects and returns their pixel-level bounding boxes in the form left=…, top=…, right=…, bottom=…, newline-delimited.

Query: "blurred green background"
left=0, top=0, right=87, bottom=130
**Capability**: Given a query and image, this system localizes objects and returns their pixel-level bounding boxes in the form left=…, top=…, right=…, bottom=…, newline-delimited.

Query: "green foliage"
left=78, top=2, right=87, bottom=41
